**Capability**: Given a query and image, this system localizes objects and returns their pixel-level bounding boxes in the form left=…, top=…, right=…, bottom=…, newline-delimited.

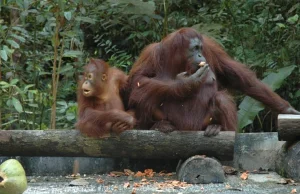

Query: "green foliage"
left=238, top=65, right=296, bottom=131
left=0, top=0, right=91, bottom=129
left=0, top=0, right=299, bottom=132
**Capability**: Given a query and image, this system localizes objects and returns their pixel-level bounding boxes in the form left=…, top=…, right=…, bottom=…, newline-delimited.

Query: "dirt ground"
left=24, top=171, right=299, bottom=194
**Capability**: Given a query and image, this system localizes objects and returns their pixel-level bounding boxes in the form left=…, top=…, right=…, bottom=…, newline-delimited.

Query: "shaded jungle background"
left=0, top=0, right=299, bottom=132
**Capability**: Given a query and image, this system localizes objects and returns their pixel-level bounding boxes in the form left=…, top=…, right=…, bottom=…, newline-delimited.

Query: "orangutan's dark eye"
left=87, top=73, right=93, bottom=80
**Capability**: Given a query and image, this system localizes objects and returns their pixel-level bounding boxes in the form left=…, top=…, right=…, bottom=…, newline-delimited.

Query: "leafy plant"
left=0, top=0, right=299, bottom=132
left=0, top=0, right=92, bottom=129
left=238, top=65, right=296, bottom=131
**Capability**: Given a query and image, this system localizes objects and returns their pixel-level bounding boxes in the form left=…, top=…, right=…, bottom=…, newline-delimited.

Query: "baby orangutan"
left=76, top=58, right=135, bottom=137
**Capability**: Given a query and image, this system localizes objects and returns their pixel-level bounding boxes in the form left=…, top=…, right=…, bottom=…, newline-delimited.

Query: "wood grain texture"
left=0, top=130, right=235, bottom=160
left=278, top=114, right=300, bottom=141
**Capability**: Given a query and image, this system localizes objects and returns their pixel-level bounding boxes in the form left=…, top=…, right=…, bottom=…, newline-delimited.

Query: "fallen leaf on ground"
left=133, top=183, right=141, bottom=188
left=225, top=184, right=231, bottom=189
left=154, top=180, right=191, bottom=189
left=124, top=182, right=130, bottom=188
left=144, top=169, right=154, bottom=177
left=286, top=179, right=295, bottom=184
left=96, top=178, right=104, bottom=184
left=291, top=189, right=297, bottom=193
left=158, top=171, right=173, bottom=176
left=65, top=173, right=81, bottom=179
left=110, top=171, right=125, bottom=177
left=223, top=166, right=238, bottom=175
left=69, top=178, right=89, bottom=186
left=124, top=169, right=134, bottom=176
left=134, top=171, right=146, bottom=177
left=240, top=171, right=249, bottom=180
left=251, top=169, right=269, bottom=174
left=277, top=178, right=296, bottom=185
left=171, top=180, right=180, bottom=185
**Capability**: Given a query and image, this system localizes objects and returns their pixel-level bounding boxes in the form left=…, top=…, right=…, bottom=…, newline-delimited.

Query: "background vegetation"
left=0, top=0, right=299, bottom=132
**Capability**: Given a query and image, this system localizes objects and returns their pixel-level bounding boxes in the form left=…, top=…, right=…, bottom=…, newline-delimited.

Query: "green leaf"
left=66, top=112, right=75, bottom=121
left=276, top=23, right=285, bottom=28
left=2, top=119, right=18, bottom=126
left=0, top=81, right=10, bottom=89
left=12, top=26, right=27, bottom=34
left=58, top=0, right=65, bottom=10
left=10, top=79, right=19, bottom=85
left=287, top=14, right=298, bottom=24
left=21, top=10, right=29, bottom=17
left=11, top=34, right=26, bottom=43
left=36, top=15, right=46, bottom=24
left=60, top=31, right=77, bottom=38
left=28, top=103, right=39, bottom=108
left=238, top=65, right=296, bottom=130
left=238, top=97, right=265, bottom=130
left=262, top=65, right=296, bottom=90
left=12, top=97, right=23, bottom=113
left=64, top=11, right=72, bottom=21
left=24, top=84, right=35, bottom=92
left=58, top=64, right=73, bottom=74
left=75, top=16, right=96, bottom=24
left=108, top=0, right=155, bottom=15
left=6, top=39, right=20, bottom=48
left=295, top=90, right=300, bottom=98
left=0, top=50, right=8, bottom=61
left=3, top=45, right=15, bottom=54
left=57, top=101, right=67, bottom=107
left=80, top=7, right=86, bottom=14
left=16, top=0, right=24, bottom=9
left=24, top=0, right=30, bottom=9
left=192, top=23, right=224, bottom=40
left=14, top=86, right=23, bottom=95
left=63, top=50, right=83, bottom=57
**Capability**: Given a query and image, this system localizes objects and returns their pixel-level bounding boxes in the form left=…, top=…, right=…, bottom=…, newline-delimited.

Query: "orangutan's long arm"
left=202, top=35, right=299, bottom=114
left=129, top=64, right=209, bottom=106
left=79, top=108, right=134, bottom=124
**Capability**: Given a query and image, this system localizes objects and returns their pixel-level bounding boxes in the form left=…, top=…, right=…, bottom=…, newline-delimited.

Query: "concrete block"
left=20, top=157, right=115, bottom=176
left=234, top=132, right=285, bottom=171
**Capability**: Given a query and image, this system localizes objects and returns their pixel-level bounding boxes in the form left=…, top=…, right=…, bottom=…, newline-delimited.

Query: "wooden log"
left=0, top=130, right=235, bottom=161
left=177, top=155, right=226, bottom=184
left=278, top=114, right=300, bottom=141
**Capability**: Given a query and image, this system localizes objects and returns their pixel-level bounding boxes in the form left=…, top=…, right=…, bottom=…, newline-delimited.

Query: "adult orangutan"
left=126, top=27, right=300, bottom=136
left=76, top=58, right=135, bottom=137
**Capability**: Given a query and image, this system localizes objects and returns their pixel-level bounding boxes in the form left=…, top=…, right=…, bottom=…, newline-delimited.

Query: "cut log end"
left=278, top=114, right=300, bottom=141
left=177, top=155, right=226, bottom=184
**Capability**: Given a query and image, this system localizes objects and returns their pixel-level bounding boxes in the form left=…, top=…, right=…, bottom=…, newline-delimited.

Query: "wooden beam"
left=0, top=130, right=235, bottom=161
left=278, top=114, right=300, bottom=141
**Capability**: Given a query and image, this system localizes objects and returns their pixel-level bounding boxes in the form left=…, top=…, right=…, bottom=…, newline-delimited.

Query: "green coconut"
left=0, top=159, right=27, bottom=194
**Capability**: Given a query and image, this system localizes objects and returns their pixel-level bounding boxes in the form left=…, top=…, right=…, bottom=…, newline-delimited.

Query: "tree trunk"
left=278, top=114, right=300, bottom=141
left=0, top=130, right=235, bottom=161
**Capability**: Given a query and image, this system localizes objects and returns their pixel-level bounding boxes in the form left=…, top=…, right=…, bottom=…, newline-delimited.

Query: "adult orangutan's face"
left=187, top=38, right=206, bottom=73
